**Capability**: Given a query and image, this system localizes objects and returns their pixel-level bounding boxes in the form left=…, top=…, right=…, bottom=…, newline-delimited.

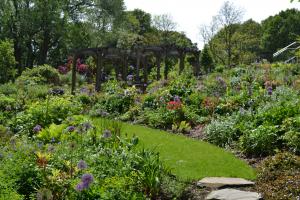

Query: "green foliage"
left=201, top=44, right=214, bottom=73
left=0, top=118, right=178, bottom=199
left=240, top=125, right=279, bottom=156
left=16, top=65, right=60, bottom=86
left=37, top=123, right=67, bottom=142
left=204, top=117, right=237, bottom=147
left=172, top=121, right=192, bottom=134
left=11, top=96, right=82, bottom=135
left=261, top=9, right=300, bottom=61
left=0, top=82, right=17, bottom=96
left=0, top=171, right=23, bottom=200
left=0, top=40, right=16, bottom=83
left=256, top=152, right=300, bottom=200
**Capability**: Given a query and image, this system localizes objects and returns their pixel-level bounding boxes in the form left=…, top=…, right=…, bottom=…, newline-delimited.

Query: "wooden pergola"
left=71, top=44, right=200, bottom=94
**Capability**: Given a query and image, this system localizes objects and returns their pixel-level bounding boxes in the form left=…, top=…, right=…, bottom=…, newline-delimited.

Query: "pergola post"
left=164, top=51, right=168, bottom=80
left=156, top=54, right=161, bottom=80
left=179, top=51, right=185, bottom=74
left=142, top=55, right=148, bottom=85
left=95, top=51, right=103, bottom=92
left=71, top=54, right=78, bottom=95
left=122, top=55, right=128, bottom=81
left=194, top=51, right=200, bottom=76
left=136, top=49, right=141, bottom=82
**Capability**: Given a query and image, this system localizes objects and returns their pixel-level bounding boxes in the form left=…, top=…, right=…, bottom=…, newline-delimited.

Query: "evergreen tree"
left=200, top=45, right=214, bottom=73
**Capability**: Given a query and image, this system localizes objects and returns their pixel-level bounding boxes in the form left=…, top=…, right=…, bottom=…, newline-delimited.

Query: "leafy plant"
left=204, top=118, right=237, bottom=147
left=172, top=121, right=191, bottom=134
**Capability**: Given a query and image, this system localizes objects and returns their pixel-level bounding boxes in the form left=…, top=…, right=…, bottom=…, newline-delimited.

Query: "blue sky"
left=124, top=0, right=300, bottom=48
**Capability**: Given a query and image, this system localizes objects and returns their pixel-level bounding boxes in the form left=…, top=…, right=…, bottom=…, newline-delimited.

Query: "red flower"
left=167, top=101, right=182, bottom=110
left=77, top=64, right=88, bottom=74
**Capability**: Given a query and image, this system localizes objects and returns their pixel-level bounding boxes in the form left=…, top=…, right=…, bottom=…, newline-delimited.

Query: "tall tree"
left=261, top=9, right=300, bottom=61
left=200, top=1, right=244, bottom=67
left=200, top=44, right=214, bottom=73
left=234, top=19, right=262, bottom=64
left=0, top=40, right=16, bottom=83
left=216, top=1, right=244, bottom=67
left=152, top=14, right=177, bottom=45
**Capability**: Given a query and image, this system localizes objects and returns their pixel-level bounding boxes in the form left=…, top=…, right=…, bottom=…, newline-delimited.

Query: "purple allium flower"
left=33, top=125, right=42, bottom=133
left=77, top=160, right=87, bottom=170
left=102, top=129, right=112, bottom=138
left=82, top=122, right=92, bottom=132
left=127, top=74, right=134, bottom=81
left=75, top=182, right=85, bottom=192
left=174, top=95, right=180, bottom=102
left=81, top=173, right=94, bottom=186
left=267, top=86, right=273, bottom=95
left=67, top=126, right=75, bottom=132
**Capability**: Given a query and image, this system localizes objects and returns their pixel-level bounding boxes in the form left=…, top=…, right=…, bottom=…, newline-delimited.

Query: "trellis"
left=71, top=44, right=200, bottom=94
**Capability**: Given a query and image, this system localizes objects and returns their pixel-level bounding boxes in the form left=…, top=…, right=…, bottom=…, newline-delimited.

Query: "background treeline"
left=0, top=0, right=192, bottom=81
left=0, top=0, right=300, bottom=82
left=200, top=2, right=300, bottom=69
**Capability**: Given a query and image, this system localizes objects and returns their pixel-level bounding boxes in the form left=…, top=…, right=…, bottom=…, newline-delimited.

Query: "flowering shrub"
left=76, top=58, right=89, bottom=74
left=0, top=119, right=179, bottom=199
left=166, top=100, right=182, bottom=111
left=11, top=96, right=82, bottom=135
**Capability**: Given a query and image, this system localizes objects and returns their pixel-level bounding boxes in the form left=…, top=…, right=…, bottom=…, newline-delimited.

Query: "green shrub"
left=172, top=121, right=192, bottom=134
left=282, top=131, right=300, bottom=154
left=25, top=84, right=50, bottom=99
left=91, top=87, right=136, bottom=117
left=37, top=123, right=68, bottom=142
left=0, top=94, right=16, bottom=111
left=0, top=94, right=16, bottom=123
left=143, top=108, right=175, bottom=129
left=0, top=137, right=42, bottom=199
left=16, top=65, right=60, bottom=86
left=239, top=125, right=279, bottom=156
left=204, top=118, right=237, bottom=147
left=11, top=96, right=82, bottom=135
left=0, top=83, right=17, bottom=96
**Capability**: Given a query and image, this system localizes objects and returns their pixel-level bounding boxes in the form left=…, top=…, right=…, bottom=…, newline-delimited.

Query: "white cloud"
left=124, top=0, right=300, bottom=48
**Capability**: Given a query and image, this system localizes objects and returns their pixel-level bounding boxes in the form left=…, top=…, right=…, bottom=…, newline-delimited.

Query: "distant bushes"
left=16, top=65, right=60, bottom=86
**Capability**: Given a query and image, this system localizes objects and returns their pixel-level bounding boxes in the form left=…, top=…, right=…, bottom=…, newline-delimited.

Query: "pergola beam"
left=70, top=45, right=200, bottom=94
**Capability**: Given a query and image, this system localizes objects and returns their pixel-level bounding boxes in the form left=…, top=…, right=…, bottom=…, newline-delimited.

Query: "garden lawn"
left=93, top=118, right=256, bottom=180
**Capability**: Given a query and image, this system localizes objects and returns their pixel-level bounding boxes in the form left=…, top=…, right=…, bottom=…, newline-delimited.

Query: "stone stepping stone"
left=197, top=177, right=255, bottom=188
left=206, top=189, right=261, bottom=200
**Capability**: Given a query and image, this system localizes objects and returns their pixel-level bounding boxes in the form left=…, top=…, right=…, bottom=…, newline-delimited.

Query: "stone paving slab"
left=197, top=177, right=255, bottom=188
left=206, top=188, right=261, bottom=200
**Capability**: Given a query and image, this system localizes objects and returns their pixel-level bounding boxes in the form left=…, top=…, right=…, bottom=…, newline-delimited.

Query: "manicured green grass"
left=93, top=118, right=256, bottom=180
